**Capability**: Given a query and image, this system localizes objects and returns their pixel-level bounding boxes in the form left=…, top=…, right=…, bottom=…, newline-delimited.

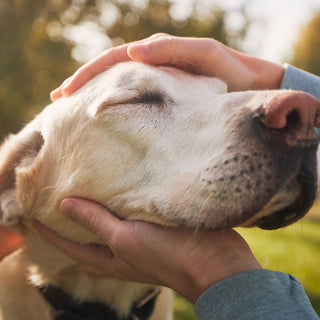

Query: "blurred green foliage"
left=0, top=0, right=78, bottom=138
left=0, top=0, right=248, bottom=140
left=238, top=217, right=320, bottom=317
left=175, top=215, right=320, bottom=319
left=1, top=2, right=320, bottom=318
left=291, top=12, right=320, bottom=76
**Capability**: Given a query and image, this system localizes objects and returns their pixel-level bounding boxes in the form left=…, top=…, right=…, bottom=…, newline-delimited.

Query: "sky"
left=65, top=0, right=320, bottom=65
left=216, top=0, right=320, bottom=63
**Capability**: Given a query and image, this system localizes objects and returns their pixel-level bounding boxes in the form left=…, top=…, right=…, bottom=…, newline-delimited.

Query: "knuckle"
left=107, top=233, right=123, bottom=254
left=106, top=46, right=116, bottom=55
left=150, top=33, right=178, bottom=45
left=208, top=38, right=220, bottom=52
left=85, top=213, right=101, bottom=234
left=107, top=223, right=130, bottom=253
left=149, top=32, right=169, bottom=39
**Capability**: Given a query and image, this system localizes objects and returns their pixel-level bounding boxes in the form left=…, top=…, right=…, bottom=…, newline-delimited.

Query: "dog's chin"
left=256, top=185, right=314, bottom=230
left=250, top=170, right=317, bottom=230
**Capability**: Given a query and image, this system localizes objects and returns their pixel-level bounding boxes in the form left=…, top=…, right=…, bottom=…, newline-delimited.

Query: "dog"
left=0, top=62, right=319, bottom=319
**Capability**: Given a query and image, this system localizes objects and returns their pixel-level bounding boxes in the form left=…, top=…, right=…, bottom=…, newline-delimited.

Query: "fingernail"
left=32, top=220, right=59, bottom=238
left=32, top=219, right=50, bottom=232
left=62, top=77, right=72, bottom=88
left=128, top=44, right=149, bottom=59
left=50, top=88, right=61, bottom=101
left=61, top=78, right=73, bottom=96
left=60, top=199, right=77, bottom=217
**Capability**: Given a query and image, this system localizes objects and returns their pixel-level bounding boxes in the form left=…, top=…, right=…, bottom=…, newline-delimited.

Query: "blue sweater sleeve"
left=194, top=269, right=319, bottom=320
left=280, top=64, right=320, bottom=138
left=193, top=66, right=320, bottom=320
left=280, top=64, right=320, bottom=101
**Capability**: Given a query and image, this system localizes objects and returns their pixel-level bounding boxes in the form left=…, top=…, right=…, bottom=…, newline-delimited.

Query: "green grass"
left=238, top=220, right=320, bottom=316
left=174, top=294, right=197, bottom=320
left=174, top=206, right=320, bottom=319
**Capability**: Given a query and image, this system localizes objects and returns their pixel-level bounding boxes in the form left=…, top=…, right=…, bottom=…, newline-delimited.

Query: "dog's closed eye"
left=96, top=90, right=172, bottom=114
left=133, top=92, right=164, bottom=106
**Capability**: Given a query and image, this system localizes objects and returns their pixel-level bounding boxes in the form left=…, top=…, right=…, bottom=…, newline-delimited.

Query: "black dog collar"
left=38, top=285, right=160, bottom=320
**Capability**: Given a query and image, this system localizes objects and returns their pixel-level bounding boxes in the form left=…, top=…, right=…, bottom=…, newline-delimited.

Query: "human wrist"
left=251, top=59, right=285, bottom=90
left=206, top=41, right=285, bottom=91
left=173, top=233, right=262, bottom=303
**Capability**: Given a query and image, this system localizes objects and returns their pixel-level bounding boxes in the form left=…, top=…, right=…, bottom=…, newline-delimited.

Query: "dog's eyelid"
left=136, top=90, right=175, bottom=108
left=95, top=91, right=172, bottom=114
left=136, top=91, right=163, bottom=104
left=95, top=100, right=122, bottom=113
left=130, top=92, right=167, bottom=110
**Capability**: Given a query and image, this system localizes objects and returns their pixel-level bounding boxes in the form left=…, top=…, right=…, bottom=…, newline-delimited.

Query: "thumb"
left=60, top=198, right=120, bottom=241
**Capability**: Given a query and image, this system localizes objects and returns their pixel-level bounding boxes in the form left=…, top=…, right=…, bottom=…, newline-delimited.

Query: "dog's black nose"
left=255, top=91, right=320, bottom=147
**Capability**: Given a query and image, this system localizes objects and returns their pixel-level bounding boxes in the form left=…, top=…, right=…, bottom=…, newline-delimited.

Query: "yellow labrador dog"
left=0, top=62, right=319, bottom=320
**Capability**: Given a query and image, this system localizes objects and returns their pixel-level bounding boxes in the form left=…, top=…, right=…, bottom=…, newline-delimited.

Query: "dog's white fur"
left=0, top=62, right=317, bottom=319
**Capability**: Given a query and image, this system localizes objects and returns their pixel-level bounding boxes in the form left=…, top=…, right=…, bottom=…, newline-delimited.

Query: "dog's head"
left=0, top=62, right=319, bottom=242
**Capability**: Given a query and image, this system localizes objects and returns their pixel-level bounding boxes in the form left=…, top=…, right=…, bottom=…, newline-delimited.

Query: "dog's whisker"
left=0, top=60, right=317, bottom=319
left=198, top=193, right=212, bottom=218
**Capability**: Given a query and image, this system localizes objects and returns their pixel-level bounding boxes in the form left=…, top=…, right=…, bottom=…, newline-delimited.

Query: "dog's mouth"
left=255, top=164, right=317, bottom=230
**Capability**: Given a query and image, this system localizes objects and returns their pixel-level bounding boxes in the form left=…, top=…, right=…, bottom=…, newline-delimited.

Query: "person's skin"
left=35, top=33, right=287, bottom=303
left=33, top=198, right=261, bottom=303
left=50, top=33, right=285, bottom=100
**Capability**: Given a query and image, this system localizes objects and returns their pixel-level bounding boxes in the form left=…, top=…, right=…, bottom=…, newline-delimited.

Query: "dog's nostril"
left=256, top=91, right=320, bottom=142
left=259, top=108, right=301, bottom=133
left=260, top=109, right=301, bottom=132
left=284, top=109, right=299, bottom=131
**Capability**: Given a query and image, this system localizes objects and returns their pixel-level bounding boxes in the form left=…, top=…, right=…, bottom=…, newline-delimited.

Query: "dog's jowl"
left=0, top=62, right=319, bottom=319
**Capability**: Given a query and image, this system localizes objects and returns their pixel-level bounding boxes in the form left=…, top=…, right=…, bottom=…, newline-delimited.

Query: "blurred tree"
left=291, top=11, right=320, bottom=76
left=0, top=0, right=249, bottom=140
left=0, top=0, right=78, bottom=139
left=63, top=0, right=248, bottom=60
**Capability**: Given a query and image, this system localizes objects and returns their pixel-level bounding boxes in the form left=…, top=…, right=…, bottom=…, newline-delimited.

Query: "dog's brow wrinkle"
left=115, top=72, right=136, bottom=88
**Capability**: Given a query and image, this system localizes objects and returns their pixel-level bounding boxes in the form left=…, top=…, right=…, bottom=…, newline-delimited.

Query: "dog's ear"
left=0, top=131, right=44, bottom=230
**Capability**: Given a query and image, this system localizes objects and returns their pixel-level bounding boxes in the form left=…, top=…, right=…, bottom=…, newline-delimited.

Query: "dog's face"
left=0, top=62, right=319, bottom=242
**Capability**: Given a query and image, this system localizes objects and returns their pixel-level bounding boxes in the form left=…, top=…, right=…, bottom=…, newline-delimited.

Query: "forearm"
left=193, top=64, right=320, bottom=319
left=194, top=269, right=319, bottom=320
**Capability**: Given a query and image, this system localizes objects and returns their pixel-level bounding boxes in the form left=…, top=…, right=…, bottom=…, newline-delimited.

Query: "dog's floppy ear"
left=0, top=131, right=44, bottom=229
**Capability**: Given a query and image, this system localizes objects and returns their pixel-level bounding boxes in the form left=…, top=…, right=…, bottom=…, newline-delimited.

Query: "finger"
left=52, top=34, right=173, bottom=100
left=128, top=35, right=214, bottom=72
left=59, top=198, right=122, bottom=243
left=61, top=44, right=132, bottom=97
left=50, top=87, right=63, bottom=101
left=61, top=34, right=163, bottom=96
left=32, top=219, right=113, bottom=269
left=50, top=77, right=72, bottom=102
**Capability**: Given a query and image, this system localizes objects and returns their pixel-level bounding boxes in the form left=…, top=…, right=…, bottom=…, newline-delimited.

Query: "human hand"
left=33, top=198, right=261, bottom=303
left=50, top=33, right=285, bottom=101
left=50, top=33, right=163, bottom=101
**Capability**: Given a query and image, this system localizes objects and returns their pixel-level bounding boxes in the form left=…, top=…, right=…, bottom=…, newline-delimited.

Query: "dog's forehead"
left=38, top=62, right=229, bottom=140
left=102, top=62, right=227, bottom=95
left=104, top=63, right=175, bottom=93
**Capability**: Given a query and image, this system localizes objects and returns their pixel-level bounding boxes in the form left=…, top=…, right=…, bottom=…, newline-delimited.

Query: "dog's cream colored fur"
left=0, top=62, right=318, bottom=319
